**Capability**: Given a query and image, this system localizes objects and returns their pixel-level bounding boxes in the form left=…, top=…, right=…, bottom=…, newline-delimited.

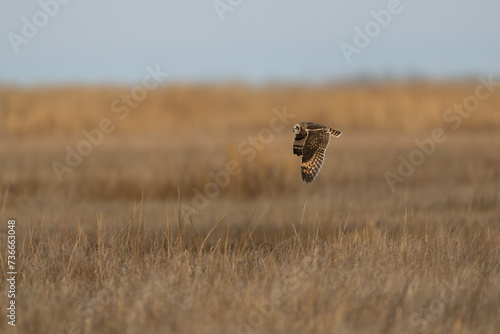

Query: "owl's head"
left=293, top=124, right=301, bottom=134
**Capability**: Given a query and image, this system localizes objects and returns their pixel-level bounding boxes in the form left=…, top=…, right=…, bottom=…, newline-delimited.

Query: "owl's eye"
left=293, top=125, right=300, bottom=133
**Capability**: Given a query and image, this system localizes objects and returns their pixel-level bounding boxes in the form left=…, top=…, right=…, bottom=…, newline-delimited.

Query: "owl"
left=293, top=122, right=342, bottom=183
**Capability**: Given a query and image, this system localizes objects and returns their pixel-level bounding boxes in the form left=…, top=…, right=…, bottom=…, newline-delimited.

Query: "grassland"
left=0, top=82, right=499, bottom=333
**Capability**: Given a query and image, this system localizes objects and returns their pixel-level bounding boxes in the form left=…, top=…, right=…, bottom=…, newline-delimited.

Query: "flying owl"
left=293, top=122, right=342, bottom=183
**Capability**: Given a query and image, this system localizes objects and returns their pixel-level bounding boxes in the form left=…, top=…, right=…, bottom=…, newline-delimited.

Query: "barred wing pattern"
left=301, top=128, right=332, bottom=183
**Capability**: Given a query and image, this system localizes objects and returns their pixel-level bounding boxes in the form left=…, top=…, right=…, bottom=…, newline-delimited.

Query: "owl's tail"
left=329, top=128, right=342, bottom=138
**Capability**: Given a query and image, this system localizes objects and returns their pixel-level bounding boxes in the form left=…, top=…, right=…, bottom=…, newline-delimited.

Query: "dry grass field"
left=0, top=81, right=499, bottom=333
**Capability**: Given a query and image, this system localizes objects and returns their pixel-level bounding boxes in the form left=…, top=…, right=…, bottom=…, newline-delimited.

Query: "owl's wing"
left=301, top=128, right=331, bottom=183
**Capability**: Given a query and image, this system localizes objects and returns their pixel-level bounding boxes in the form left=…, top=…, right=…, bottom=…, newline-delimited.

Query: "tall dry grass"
left=1, top=208, right=499, bottom=334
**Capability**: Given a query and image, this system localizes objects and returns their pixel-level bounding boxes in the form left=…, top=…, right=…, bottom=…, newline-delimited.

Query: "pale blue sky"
left=1, top=0, right=499, bottom=85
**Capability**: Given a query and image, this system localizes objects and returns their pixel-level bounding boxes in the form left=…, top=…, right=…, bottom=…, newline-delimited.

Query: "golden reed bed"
left=0, top=81, right=499, bottom=333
